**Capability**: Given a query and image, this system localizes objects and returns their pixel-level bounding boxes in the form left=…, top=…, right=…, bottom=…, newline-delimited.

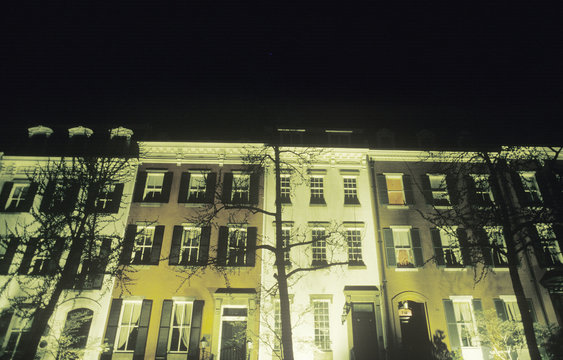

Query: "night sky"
left=2, top=2, right=562, bottom=144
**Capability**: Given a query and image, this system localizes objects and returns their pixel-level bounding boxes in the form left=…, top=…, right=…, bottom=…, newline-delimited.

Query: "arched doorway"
left=399, top=300, right=431, bottom=360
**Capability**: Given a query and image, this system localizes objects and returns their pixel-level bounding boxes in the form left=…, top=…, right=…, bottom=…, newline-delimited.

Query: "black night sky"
left=2, top=2, right=562, bottom=144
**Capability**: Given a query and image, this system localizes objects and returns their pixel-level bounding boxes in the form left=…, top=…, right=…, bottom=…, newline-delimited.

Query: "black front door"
left=351, top=303, right=379, bottom=360
left=399, top=301, right=431, bottom=360
left=220, top=320, right=247, bottom=360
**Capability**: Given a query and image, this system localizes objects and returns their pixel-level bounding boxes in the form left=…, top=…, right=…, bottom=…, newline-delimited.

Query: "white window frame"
left=346, top=228, right=363, bottom=264
left=385, top=174, right=405, bottom=205
left=450, top=297, right=479, bottom=348
left=471, top=174, right=494, bottom=204
left=143, top=172, right=165, bottom=201
left=273, top=300, right=282, bottom=351
left=438, top=227, right=462, bottom=267
left=519, top=172, right=542, bottom=203
left=180, top=226, right=201, bottom=264
left=232, top=174, right=250, bottom=203
left=428, top=174, right=450, bottom=205
left=310, top=176, right=325, bottom=201
left=188, top=173, right=207, bottom=201
left=343, top=176, right=358, bottom=202
left=281, top=227, right=291, bottom=263
left=280, top=174, right=291, bottom=200
left=218, top=305, right=249, bottom=360
left=535, top=223, right=563, bottom=266
left=168, top=301, right=193, bottom=353
left=391, top=227, right=414, bottom=268
left=115, top=300, right=142, bottom=352
left=311, top=228, right=327, bottom=264
left=6, top=182, right=31, bottom=210
left=312, top=299, right=331, bottom=351
left=498, top=295, right=522, bottom=322
left=227, top=225, right=248, bottom=266
left=2, top=312, right=32, bottom=359
left=133, top=225, right=155, bottom=263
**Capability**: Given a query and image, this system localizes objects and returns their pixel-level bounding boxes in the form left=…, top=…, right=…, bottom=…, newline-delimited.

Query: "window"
left=485, top=226, right=508, bottom=267
left=494, top=296, right=536, bottom=323
left=393, top=228, right=414, bottom=267
left=132, top=225, right=155, bottom=264
left=3, top=313, right=31, bottom=359
left=169, top=302, right=193, bottom=352
left=428, top=174, right=450, bottom=206
left=179, top=227, right=201, bottom=265
left=310, top=176, right=325, bottom=204
left=94, top=183, right=124, bottom=213
left=273, top=300, right=281, bottom=351
left=28, top=238, right=49, bottom=275
left=312, top=300, right=331, bottom=351
left=282, top=227, right=291, bottom=264
left=232, top=174, right=250, bottom=203
left=5, top=183, right=31, bottom=211
left=434, top=227, right=463, bottom=267
left=535, top=223, right=563, bottom=267
left=188, top=174, right=207, bottom=202
left=311, top=228, right=327, bottom=265
left=61, top=308, right=93, bottom=351
left=343, top=177, right=359, bottom=204
left=347, top=229, right=363, bottom=265
left=519, top=172, right=542, bottom=203
left=95, top=183, right=115, bottom=210
left=115, top=301, right=142, bottom=352
left=386, top=175, right=405, bottom=205
left=280, top=175, right=291, bottom=203
left=384, top=227, right=423, bottom=268
left=143, top=172, right=165, bottom=201
left=471, top=174, right=494, bottom=205
left=227, top=226, right=248, bottom=266
left=452, top=300, right=478, bottom=347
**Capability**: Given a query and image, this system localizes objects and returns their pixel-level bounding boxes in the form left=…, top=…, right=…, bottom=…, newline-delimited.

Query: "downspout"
left=368, top=156, right=393, bottom=360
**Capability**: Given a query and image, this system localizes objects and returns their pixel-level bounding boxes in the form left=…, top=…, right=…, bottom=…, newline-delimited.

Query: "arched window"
left=61, top=308, right=93, bottom=351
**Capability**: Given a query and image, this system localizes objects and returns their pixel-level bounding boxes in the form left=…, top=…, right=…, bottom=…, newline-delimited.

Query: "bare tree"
left=416, top=146, right=563, bottom=360
left=0, top=151, right=136, bottom=359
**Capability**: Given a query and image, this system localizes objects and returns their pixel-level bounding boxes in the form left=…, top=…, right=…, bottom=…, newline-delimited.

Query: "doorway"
left=351, top=303, right=379, bottom=360
left=219, top=307, right=247, bottom=360
left=399, top=301, right=431, bottom=360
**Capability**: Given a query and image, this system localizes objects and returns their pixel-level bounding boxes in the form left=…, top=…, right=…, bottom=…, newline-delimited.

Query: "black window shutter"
left=217, top=226, right=229, bottom=266
left=431, top=228, right=445, bottom=266
left=47, top=237, right=65, bottom=274
left=40, top=181, right=56, bottom=212
left=246, top=227, right=257, bottom=266
left=465, top=175, right=481, bottom=206
left=120, top=225, right=137, bottom=265
left=155, top=300, right=173, bottom=360
left=133, top=299, right=152, bottom=360
left=411, top=228, right=423, bottom=267
left=19, top=237, right=39, bottom=274
left=0, top=310, right=13, bottom=345
left=0, top=237, right=18, bottom=274
left=511, top=172, right=529, bottom=206
left=457, top=228, right=472, bottom=266
left=133, top=171, right=148, bottom=202
left=62, top=182, right=80, bottom=212
left=178, top=172, right=191, bottom=203
left=0, top=182, right=14, bottom=212
left=150, top=225, right=165, bottom=265
left=383, top=228, right=396, bottom=266
left=535, top=169, right=549, bottom=205
left=493, top=299, right=508, bottom=321
left=100, top=298, right=122, bottom=360
left=199, top=226, right=211, bottom=265
left=443, top=299, right=461, bottom=351
left=187, top=300, right=204, bottom=360
left=20, top=182, right=38, bottom=212
left=249, top=173, right=260, bottom=205
left=222, top=173, right=233, bottom=203
left=420, top=175, right=433, bottom=205
left=446, top=175, right=459, bottom=205
left=205, top=172, right=217, bottom=203
left=159, top=172, right=173, bottom=203
left=90, top=238, right=112, bottom=289
left=107, top=183, right=124, bottom=213
left=376, top=174, right=389, bottom=204
left=403, top=174, right=414, bottom=205
left=169, top=226, right=183, bottom=265
left=476, top=228, right=493, bottom=266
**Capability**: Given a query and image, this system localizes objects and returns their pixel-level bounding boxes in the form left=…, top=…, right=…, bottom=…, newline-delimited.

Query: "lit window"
left=232, top=174, right=250, bottom=203
left=452, top=300, right=478, bottom=347
left=5, top=183, right=30, bottom=211
left=393, top=228, right=414, bottom=268
left=132, top=226, right=155, bottom=264
left=180, top=227, right=201, bottom=265
left=485, top=226, right=508, bottom=267
left=143, top=173, right=165, bottom=201
left=188, top=174, right=207, bottom=202
left=227, top=226, right=248, bottom=266
left=471, top=174, right=494, bottom=205
left=280, top=175, right=291, bottom=203
left=311, top=228, right=327, bottom=265
left=428, top=174, right=450, bottom=206
left=3, top=313, right=32, bottom=359
left=313, top=300, right=331, bottom=351
left=310, top=176, right=325, bottom=204
left=386, top=175, right=405, bottom=205
left=115, top=301, right=142, bottom=352
left=438, top=228, right=463, bottom=267
left=168, top=302, right=193, bottom=352
left=535, top=223, right=563, bottom=267
left=343, top=177, right=359, bottom=204
left=347, top=229, right=363, bottom=264
left=519, top=172, right=542, bottom=203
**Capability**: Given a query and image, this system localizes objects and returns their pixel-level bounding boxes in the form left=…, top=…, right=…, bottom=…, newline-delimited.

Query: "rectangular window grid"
left=280, top=175, right=291, bottom=200
left=143, top=173, right=164, bottom=201
left=133, top=226, right=155, bottom=263
left=169, top=301, right=193, bottom=352
left=29, top=239, right=49, bottom=274
left=232, top=174, right=250, bottom=203
left=386, top=175, right=405, bottom=205
left=188, top=174, right=207, bottom=201
left=439, top=228, right=462, bottom=266
left=116, top=301, right=142, bottom=352
left=4, top=313, right=32, bottom=359
left=393, top=229, right=414, bottom=267
left=6, top=183, right=30, bottom=210
left=503, top=300, right=522, bottom=322
left=519, top=172, right=542, bottom=203
left=452, top=301, right=478, bottom=347
left=347, top=229, right=363, bottom=264
left=227, top=226, right=247, bottom=265
left=310, top=177, right=324, bottom=200
left=429, top=174, right=450, bottom=205
left=281, top=227, right=291, bottom=263
left=96, top=183, right=115, bottom=210
left=485, top=226, right=508, bottom=266
left=274, top=301, right=281, bottom=351
left=343, top=177, right=358, bottom=202
left=312, top=229, right=327, bottom=264
left=535, top=223, right=563, bottom=266
left=313, top=300, right=331, bottom=351
left=471, top=174, right=494, bottom=204
left=180, top=227, right=201, bottom=265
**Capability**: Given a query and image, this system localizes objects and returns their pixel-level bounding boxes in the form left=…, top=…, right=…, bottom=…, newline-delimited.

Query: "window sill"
left=139, top=203, right=162, bottom=207
left=443, top=267, right=466, bottom=271
left=492, top=267, right=510, bottom=271
left=309, top=203, right=327, bottom=207
left=344, top=202, right=361, bottom=207
left=394, top=267, right=419, bottom=272
left=433, top=205, right=453, bottom=210
left=182, top=202, right=211, bottom=207
left=348, top=263, right=366, bottom=270
left=386, top=205, right=410, bottom=209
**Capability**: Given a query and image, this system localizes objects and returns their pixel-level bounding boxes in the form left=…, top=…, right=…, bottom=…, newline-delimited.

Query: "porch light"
left=247, top=339, right=253, bottom=350
left=200, top=337, right=208, bottom=349
left=398, top=301, right=413, bottom=324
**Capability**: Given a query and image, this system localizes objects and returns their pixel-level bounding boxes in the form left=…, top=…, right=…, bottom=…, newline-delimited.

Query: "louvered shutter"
left=446, top=175, right=459, bottom=205
left=465, top=175, right=481, bottom=206
left=0, top=182, right=13, bottom=211
left=187, top=300, right=204, bottom=360
left=19, top=237, right=39, bottom=274
left=376, top=175, right=389, bottom=205
left=205, top=172, right=217, bottom=203
left=91, top=238, right=112, bottom=289
left=178, top=172, right=191, bottom=203
left=61, top=182, right=80, bottom=212
left=431, top=228, right=445, bottom=266
left=246, top=227, right=257, bottom=266
left=150, top=226, right=165, bottom=265
left=155, top=300, right=173, bottom=360
left=199, top=226, right=211, bottom=265
left=383, top=229, right=396, bottom=266
left=222, top=173, right=233, bottom=203
left=0, top=237, right=18, bottom=274
left=476, top=228, right=493, bottom=266
left=511, top=172, right=529, bottom=206
left=40, top=181, right=56, bottom=212
left=46, top=237, right=65, bottom=274
left=160, top=172, right=173, bottom=203
left=100, top=299, right=122, bottom=360
left=169, top=226, right=183, bottom=265
left=120, top=225, right=137, bottom=265
left=420, top=175, right=433, bottom=205
left=107, top=183, right=124, bottom=213
left=249, top=173, right=260, bottom=205
left=0, top=310, right=13, bottom=346
left=443, top=299, right=461, bottom=351
left=403, top=174, right=414, bottom=205
left=457, top=228, right=472, bottom=266
left=133, top=299, right=152, bottom=360
left=217, top=226, right=228, bottom=266
left=133, top=171, right=148, bottom=202
left=493, top=299, right=508, bottom=321
left=411, top=228, right=423, bottom=267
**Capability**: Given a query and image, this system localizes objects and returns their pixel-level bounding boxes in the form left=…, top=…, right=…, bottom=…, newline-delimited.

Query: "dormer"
left=68, top=126, right=93, bottom=138
left=110, top=127, right=134, bottom=140
left=28, top=125, right=54, bottom=138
